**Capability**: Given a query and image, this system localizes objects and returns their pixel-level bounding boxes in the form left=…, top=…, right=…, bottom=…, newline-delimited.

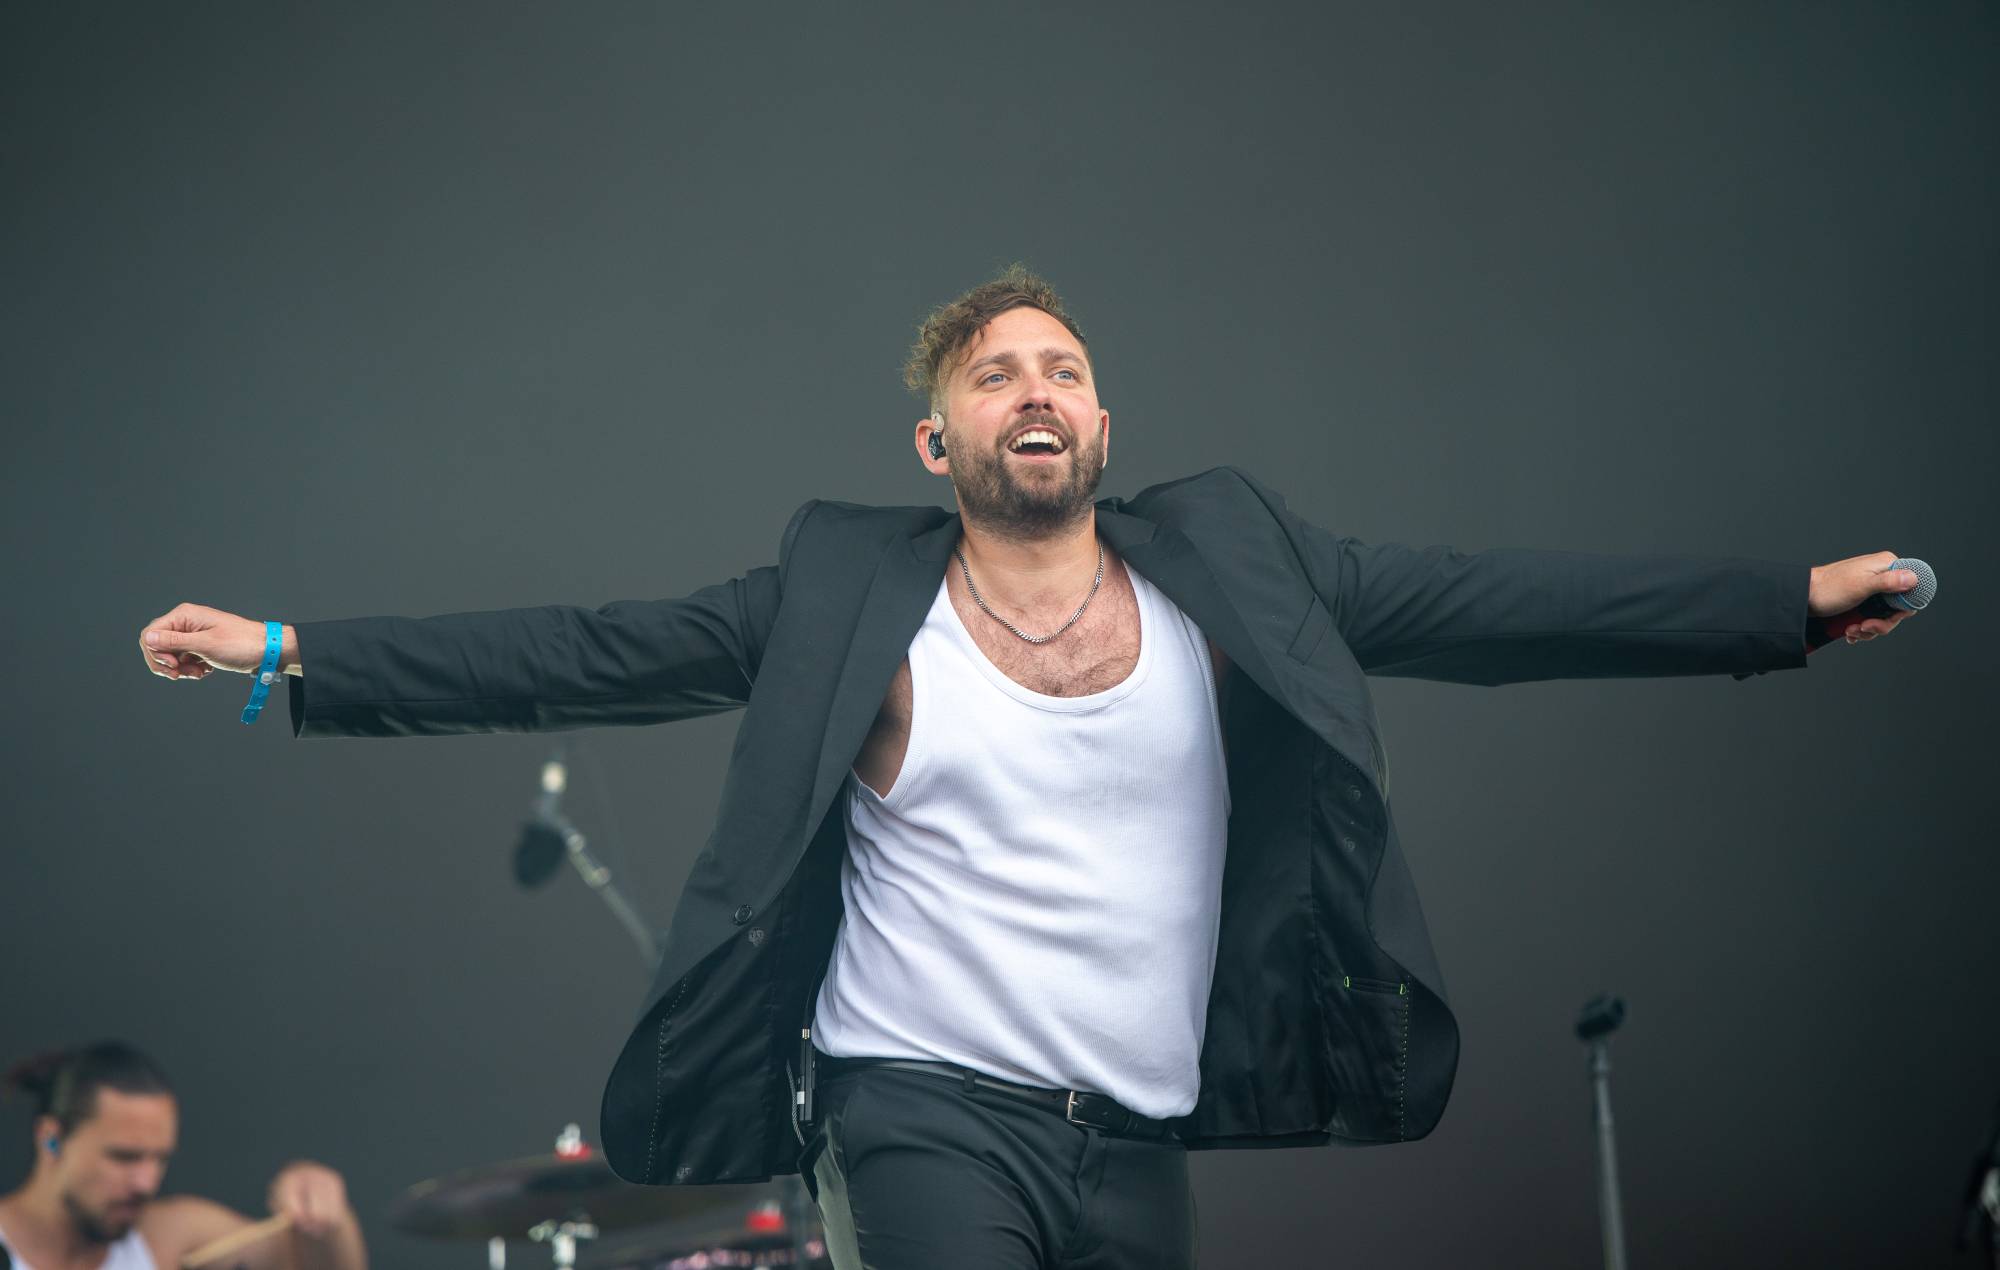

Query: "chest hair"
left=949, top=559, right=1141, bottom=697
left=852, top=557, right=1146, bottom=798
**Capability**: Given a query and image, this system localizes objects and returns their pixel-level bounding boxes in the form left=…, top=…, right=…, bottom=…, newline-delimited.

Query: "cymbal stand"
left=525, top=1217, right=596, bottom=1270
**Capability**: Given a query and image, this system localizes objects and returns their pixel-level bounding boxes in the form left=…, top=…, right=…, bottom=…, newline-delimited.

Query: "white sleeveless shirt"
left=0, top=1223, right=159, bottom=1270
left=812, top=565, right=1231, bottom=1119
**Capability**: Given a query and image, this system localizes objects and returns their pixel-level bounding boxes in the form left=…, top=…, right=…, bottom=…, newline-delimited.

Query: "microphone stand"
left=1958, top=1096, right=2000, bottom=1267
left=1576, top=995, right=1629, bottom=1270
left=540, top=809, right=660, bottom=969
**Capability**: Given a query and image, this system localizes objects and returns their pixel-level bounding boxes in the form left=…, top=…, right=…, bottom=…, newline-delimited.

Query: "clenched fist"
left=265, top=1159, right=353, bottom=1239
left=139, top=604, right=300, bottom=681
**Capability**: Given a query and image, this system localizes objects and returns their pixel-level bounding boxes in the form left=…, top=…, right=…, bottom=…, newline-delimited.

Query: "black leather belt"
left=817, top=1053, right=1179, bottom=1143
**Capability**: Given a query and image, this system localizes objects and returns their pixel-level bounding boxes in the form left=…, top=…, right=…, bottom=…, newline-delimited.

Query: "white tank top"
left=0, top=1223, right=159, bottom=1270
left=812, top=565, right=1231, bottom=1119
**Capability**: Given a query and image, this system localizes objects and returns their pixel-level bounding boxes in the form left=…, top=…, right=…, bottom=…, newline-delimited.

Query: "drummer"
left=0, top=1042, right=368, bottom=1270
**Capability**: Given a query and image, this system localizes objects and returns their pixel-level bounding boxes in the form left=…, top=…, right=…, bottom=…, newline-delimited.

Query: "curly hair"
left=903, top=264, right=1090, bottom=419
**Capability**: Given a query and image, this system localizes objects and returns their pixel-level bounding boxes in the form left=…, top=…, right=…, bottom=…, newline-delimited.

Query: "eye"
left=1052, top=369, right=1077, bottom=381
left=980, top=372, right=1006, bottom=385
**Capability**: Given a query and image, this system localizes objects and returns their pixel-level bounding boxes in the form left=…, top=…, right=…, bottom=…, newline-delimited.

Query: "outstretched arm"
left=1324, top=538, right=1814, bottom=683
left=136, top=504, right=815, bottom=736
left=1231, top=470, right=1920, bottom=685
left=138, top=571, right=782, bottom=736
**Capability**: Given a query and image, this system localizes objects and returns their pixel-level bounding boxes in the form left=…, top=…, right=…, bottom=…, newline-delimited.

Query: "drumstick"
left=181, top=1213, right=293, bottom=1269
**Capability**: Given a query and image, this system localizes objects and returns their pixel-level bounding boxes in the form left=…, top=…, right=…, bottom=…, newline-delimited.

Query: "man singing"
left=137, top=266, right=1919, bottom=1268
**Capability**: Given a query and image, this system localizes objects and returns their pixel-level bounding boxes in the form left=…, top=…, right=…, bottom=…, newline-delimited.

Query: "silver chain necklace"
left=954, top=539, right=1105, bottom=644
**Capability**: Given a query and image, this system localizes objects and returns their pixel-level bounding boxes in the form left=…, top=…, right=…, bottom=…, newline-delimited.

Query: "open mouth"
left=1007, top=428, right=1067, bottom=457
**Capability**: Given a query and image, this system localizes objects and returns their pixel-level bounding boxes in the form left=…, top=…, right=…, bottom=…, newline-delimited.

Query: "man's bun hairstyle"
left=5, top=1041, right=172, bottom=1134
left=904, top=263, right=1090, bottom=421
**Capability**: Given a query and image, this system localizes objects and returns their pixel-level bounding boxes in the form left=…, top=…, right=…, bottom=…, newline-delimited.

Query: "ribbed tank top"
left=812, top=565, right=1230, bottom=1119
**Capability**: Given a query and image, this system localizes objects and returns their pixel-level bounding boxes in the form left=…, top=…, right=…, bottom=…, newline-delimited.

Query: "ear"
left=33, top=1114, right=60, bottom=1159
left=1097, top=407, right=1111, bottom=469
left=914, top=415, right=949, bottom=476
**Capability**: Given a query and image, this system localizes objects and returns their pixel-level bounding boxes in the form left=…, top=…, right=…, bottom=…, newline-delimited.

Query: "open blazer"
left=287, top=467, right=1809, bottom=1184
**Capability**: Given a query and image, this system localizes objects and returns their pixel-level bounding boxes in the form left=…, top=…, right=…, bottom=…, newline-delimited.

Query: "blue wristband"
left=240, top=621, right=284, bottom=724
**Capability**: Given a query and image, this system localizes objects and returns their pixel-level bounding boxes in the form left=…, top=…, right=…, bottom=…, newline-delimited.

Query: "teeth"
left=1009, top=429, right=1064, bottom=452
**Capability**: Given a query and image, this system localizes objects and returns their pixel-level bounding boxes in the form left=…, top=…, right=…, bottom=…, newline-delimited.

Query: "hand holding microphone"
left=1806, top=551, right=1935, bottom=650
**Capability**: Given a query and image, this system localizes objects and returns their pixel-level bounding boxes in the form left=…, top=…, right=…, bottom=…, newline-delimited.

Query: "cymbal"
left=387, top=1153, right=765, bottom=1240
left=578, top=1223, right=799, bottom=1270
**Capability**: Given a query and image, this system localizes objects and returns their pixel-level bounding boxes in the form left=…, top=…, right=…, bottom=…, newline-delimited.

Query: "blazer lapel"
left=799, top=513, right=960, bottom=851
left=1098, top=505, right=1285, bottom=708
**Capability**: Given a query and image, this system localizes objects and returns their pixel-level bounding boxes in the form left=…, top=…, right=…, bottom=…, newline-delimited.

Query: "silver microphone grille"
left=1890, top=557, right=1936, bottom=611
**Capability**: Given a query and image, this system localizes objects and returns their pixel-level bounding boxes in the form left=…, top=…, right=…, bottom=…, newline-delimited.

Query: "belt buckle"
left=1064, top=1090, right=1088, bottom=1127
left=1065, top=1089, right=1120, bottom=1133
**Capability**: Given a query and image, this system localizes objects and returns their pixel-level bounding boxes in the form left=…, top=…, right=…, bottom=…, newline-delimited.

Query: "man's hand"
left=266, top=1160, right=368, bottom=1270
left=1809, top=551, right=1922, bottom=645
left=266, top=1160, right=352, bottom=1239
left=139, top=604, right=300, bottom=680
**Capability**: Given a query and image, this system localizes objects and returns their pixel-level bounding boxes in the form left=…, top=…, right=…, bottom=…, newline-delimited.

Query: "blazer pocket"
left=1286, top=597, right=1332, bottom=663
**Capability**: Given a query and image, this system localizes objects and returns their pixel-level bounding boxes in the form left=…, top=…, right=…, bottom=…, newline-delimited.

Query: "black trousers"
left=799, top=1062, right=1198, bottom=1269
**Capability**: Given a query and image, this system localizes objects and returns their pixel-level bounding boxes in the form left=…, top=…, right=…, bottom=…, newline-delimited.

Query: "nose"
left=1015, top=384, right=1055, bottom=414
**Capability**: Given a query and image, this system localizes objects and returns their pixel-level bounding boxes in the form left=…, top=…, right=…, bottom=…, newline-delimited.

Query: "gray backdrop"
left=4, top=4, right=1994, bottom=1267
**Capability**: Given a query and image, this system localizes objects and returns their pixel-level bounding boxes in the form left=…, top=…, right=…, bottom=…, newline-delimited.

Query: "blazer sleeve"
left=286, top=502, right=817, bottom=738
left=1233, top=470, right=1811, bottom=686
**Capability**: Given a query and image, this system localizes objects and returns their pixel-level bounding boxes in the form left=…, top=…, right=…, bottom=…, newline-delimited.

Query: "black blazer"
left=288, top=467, right=1808, bottom=1184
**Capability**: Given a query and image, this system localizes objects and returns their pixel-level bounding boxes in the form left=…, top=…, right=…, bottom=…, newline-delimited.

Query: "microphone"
left=513, top=749, right=571, bottom=889
left=1813, top=556, right=1936, bottom=649
left=1575, top=994, right=1626, bottom=1041
left=503, top=746, right=661, bottom=967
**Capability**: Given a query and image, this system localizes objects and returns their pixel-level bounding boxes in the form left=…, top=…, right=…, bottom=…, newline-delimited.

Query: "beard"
left=946, top=413, right=1104, bottom=542
left=65, top=1191, right=141, bottom=1243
